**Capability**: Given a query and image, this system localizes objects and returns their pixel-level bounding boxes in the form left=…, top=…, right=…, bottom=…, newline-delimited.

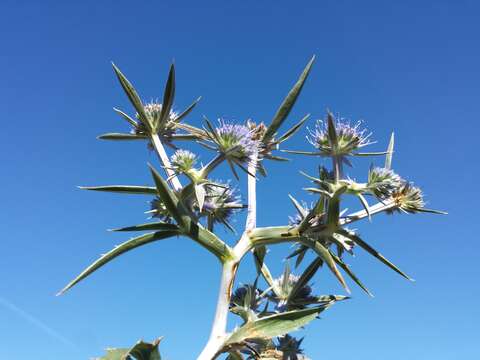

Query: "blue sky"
left=1, top=0, right=478, bottom=359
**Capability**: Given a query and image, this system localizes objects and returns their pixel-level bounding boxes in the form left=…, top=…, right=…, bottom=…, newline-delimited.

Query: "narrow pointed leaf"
left=174, top=97, right=201, bottom=123
left=58, top=230, right=180, bottom=295
left=109, top=222, right=179, bottom=232
left=157, top=64, right=175, bottom=130
left=263, top=56, right=315, bottom=142
left=337, top=229, right=413, bottom=281
left=112, top=63, right=150, bottom=128
left=277, top=114, right=310, bottom=143
left=149, top=164, right=187, bottom=226
left=357, top=193, right=371, bottom=221
left=330, top=251, right=373, bottom=296
left=288, top=257, right=323, bottom=302
left=79, top=185, right=157, bottom=195
left=98, top=133, right=147, bottom=141
left=306, top=239, right=350, bottom=293
left=113, top=107, right=138, bottom=127
left=326, top=112, right=338, bottom=149
left=385, top=132, right=395, bottom=169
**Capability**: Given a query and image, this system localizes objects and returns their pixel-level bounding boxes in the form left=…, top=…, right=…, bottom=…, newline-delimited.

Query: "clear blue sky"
left=1, top=1, right=478, bottom=359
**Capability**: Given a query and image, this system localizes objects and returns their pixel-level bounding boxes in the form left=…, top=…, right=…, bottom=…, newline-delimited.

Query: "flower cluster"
left=132, top=101, right=179, bottom=140
left=368, top=167, right=403, bottom=199
left=208, top=120, right=260, bottom=166
left=170, top=149, right=198, bottom=173
left=308, top=116, right=373, bottom=156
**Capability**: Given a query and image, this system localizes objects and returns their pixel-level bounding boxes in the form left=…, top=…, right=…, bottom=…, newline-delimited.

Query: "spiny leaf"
left=58, top=230, right=180, bottom=295
left=112, top=63, right=150, bottom=129
left=337, top=229, right=413, bottom=281
left=174, top=97, right=201, bottom=123
left=326, top=112, right=338, bottom=149
left=109, top=222, right=179, bottom=232
left=224, top=305, right=328, bottom=346
left=149, top=164, right=188, bottom=226
left=330, top=252, right=373, bottom=297
left=113, top=107, right=138, bottom=127
left=288, top=257, right=323, bottom=303
left=263, top=56, right=315, bottom=142
left=79, top=185, right=157, bottom=195
left=98, top=133, right=147, bottom=141
left=194, top=184, right=206, bottom=211
left=157, top=64, right=175, bottom=130
left=385, top=132, right=395, bottom=169
left=277, top=114, right=310, bottom=143
left=306, top=239, right=350, bottom=293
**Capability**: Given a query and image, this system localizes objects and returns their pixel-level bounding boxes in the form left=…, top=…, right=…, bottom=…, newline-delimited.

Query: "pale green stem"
left=197, top=158, right=258, bottom=360
left=150, top=133, right=182, bottom=191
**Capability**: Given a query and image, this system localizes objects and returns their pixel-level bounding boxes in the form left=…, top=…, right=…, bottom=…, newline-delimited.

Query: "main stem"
left=197, top=159, right=258, bottom=360
left=151, top=133, right=182, bottom=191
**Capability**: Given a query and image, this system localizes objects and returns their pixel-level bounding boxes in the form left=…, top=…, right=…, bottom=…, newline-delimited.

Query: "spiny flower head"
left=149, top=197, right=173, bottom=223
left=272, top=271, right=315, bottom=311
left=170, top=149, right=198, bottom=173
left=308, top=116, right=373, bottom=156
left=368, top=167, right=403, bottom=199
left=387, top=182, right=426, bottom=214
left=200, top=182, right=243, bottom=225
left=230, top=284, right=263, bottom=312
left=276, top=335, right=308, bottom=360
left=132, top=101, right=178, bottom=139
left=211, top=120, right=259, bottom=165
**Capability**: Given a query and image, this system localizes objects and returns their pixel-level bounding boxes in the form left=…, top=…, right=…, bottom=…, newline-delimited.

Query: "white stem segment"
left=197, top=260, right=236, bottom=360
left=150, top=133, right=182, bottom=191
left=245, top=159, right=258, bottom=231
left=197, top=158, right=258, bottom=360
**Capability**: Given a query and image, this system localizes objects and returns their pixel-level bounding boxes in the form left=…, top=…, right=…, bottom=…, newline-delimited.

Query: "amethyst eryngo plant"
left=59, top=57, right=445, bottom=360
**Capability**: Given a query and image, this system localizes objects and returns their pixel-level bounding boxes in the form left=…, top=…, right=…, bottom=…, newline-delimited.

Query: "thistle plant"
left=59, top=57, right=445, bottom=360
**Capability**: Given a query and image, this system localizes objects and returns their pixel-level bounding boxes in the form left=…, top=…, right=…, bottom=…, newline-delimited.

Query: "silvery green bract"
left=59, top=57, right=445, bottom=360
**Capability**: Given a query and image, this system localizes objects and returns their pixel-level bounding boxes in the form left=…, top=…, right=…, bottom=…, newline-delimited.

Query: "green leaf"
left=149, top=164, right=188, bottom=226
left=174, top=97, right=201, bottom=123
left=109, top=222, right=179, bottom=232
left=128, top=339, right=162, bottom=360
left=113, top=107, right=138, bottom=127
left=157, top=64, right=175, bottom=131
left=305, top=239, right=350, bottom=293
left=337, top=229, right=413, bottom=281
left=225, top=305, right=328, bottom=346
left=385, top=132, right=395, bottom=169
left=277, top=114, right=310, bottom=143
left=288, top=257, right=323, bottom=303
left=94, top=338, right=162, bottom=360
left=263, top=56, right=315, bottom=142
left=326, top=112, right=338, bottom=149
left=58, top=230, right=180, bottom=295
left=112, top=63, right=150, bottom=129
left=79, top=185, right=157, bottom=195
left=356, top=193, right=371, bottom=221
left=330, top=251, right=373, bottom=297
left=98, top=133, right=147, bottom=141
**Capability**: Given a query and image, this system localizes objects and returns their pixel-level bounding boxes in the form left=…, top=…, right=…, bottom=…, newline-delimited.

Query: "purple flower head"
left=200, top=182, right=243, bottom=225
left=213, top=120, right=259, bottom=164
left=276, top=335, right=307, bottom=360
left=308, top=116, right=373, bottom=156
